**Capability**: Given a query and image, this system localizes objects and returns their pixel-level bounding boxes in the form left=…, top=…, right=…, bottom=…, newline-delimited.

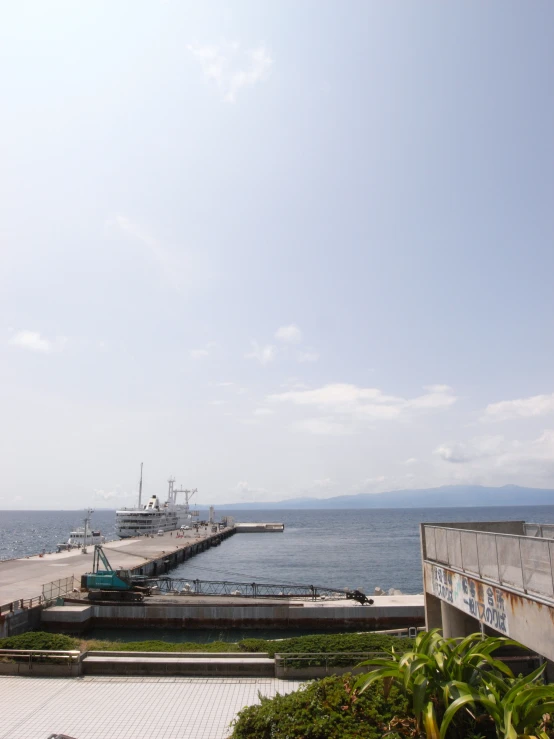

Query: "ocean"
left=3, top=505, right=554, bottom=595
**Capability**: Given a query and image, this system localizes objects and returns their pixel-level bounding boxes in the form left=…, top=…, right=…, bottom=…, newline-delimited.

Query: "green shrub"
left=229, top=673, right=410, bottom=739
left=83, top=631, right=410, bottom=657
left=239, top=632, right=413, bottom=658
left=356, top=630, right=554, bottom=739
left=0, top=631, right=79, bottom=651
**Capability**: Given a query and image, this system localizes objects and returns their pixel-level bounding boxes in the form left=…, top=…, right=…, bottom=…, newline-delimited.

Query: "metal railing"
left=423, top=525, right=554, bottom=601
left=146, top=577, right=373, bottom=603
left=0, top=576, right=77, bottom=615
left=0, top=595, right=45, bottom=615
left=276, top=651, right=387, bottom=674
left=42, top=575, right=76, bottom=601
left=0, top=649, right=80, bottom=673
left=524, top=523, right=554, bottom=540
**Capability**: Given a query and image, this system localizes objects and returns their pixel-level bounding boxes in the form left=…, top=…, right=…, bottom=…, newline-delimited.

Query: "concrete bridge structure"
left=420, top=520, right=554, bottom=673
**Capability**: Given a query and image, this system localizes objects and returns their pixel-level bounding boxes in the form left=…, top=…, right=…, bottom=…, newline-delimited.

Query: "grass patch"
left=83, top=639, right=241, bottom=652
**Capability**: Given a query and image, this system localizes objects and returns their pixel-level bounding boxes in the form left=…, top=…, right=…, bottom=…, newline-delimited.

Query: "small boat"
left=57, top=509, right=105, bottom=551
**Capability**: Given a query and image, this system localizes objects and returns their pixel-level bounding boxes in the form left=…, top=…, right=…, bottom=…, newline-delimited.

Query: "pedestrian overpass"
left=420, top=520, right=554, bottom=671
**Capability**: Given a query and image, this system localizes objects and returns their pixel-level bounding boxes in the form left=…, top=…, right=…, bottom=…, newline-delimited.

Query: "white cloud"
left=209, top=400, right=226, bottom=406
left=482, top=392, right=554, bottom=422
left=269, top=383, right=456, bottom=423
left=111, top=215, right=173, bottom=272
left=94, top=488, right=135, bottom=502
left=253, top=408, right=274, bottom=416
left=434, top=431, right=554, bottom=483
left=275, top=324, right=302, bottom=344
left=298, top=350, right=319, bottom=363
left=291, top=417, right=353, bottom=436
left=404, top=457, right=418, bottom=465
left=434, top=443, right=475, bottom=464
left=191, top=341, right=216, bottom=360
left=187, top=42, right=273, bottom=103
left=312, top=478, right=333, bottom=488
left=109, top=214, right=204, bottom=289
left=246, top=341, right=276, bottom=366
left=435, top=435, right=505, bottom=464
left=232, top=480, right=268, bottom=501
left=9, top=330, right=66, bottom=353
left=281, top=379, right=309, bottom=390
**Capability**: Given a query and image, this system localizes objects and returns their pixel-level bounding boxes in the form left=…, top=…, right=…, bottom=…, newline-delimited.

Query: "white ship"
left=57, top=509, right=105, bottom=551
left=115, top=467, right=199, bottom=538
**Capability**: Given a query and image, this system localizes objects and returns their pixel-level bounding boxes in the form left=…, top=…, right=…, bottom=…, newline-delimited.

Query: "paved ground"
left=0, top=675, right=304, bottom=739
left=0, top=529, right=224, bottom=604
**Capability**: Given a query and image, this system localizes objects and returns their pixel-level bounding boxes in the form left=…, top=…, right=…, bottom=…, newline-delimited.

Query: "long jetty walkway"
left=0, top=526, right=234, bottom=606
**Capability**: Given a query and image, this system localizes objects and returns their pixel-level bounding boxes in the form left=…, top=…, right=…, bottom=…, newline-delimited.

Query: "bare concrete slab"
left=42, top=605, right=92, bottom=624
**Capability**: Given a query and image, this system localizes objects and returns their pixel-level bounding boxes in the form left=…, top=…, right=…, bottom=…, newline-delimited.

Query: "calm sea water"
left=2, top=506, right=554, bottom=595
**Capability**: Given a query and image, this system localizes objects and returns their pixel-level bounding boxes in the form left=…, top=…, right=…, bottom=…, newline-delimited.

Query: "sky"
left=1, top=1, right=553, bottom=509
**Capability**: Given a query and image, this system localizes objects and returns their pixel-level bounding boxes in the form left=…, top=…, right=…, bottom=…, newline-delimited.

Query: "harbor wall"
left=41, top=599, right=425, bottom=633
left=0, top=603, right=43, bottom=639
left=127, top=526, right=235, bottom=578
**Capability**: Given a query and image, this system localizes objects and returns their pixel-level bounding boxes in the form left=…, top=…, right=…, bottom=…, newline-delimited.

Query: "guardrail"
left=0, top=649, right=81, bottom=675
left=42, top=575, right=76, bottom=601
left=0, top=576, right=77, bottom=616
left=524, top=523, right=554, bottom=539
left=0, top=596, right=45, bottom=615
left=275, top=651, right=388, bottom=678
left=423, top=525, right=554, bottom=601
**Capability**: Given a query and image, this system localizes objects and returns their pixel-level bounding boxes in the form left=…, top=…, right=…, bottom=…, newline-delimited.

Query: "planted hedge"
left=239, top=632, right=413, bottom=658
left=0, top=631, right=412, bottom=657
left=0, top=632, right=79, bottom=651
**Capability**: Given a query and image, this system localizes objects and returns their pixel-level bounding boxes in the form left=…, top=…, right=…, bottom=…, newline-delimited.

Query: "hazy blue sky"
left=1, top=1, right=553, bottom=509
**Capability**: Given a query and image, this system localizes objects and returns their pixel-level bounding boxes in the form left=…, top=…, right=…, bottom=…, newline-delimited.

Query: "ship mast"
left=172, top=486, right=197, bottom=511
left=138, top=463, right=143, bottom=509
left=82, top=508, right=94, bottom=554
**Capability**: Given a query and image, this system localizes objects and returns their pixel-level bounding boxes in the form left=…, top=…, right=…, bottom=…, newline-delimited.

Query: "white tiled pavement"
left=0, top=676, right=304, bottom=739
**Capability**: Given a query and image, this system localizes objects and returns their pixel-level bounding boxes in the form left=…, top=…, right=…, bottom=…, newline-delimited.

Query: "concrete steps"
left=82, top=651, right=274, bottom=677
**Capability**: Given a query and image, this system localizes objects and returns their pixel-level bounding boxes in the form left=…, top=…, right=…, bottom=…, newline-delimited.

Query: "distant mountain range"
left=212, top=485, right=554, bottom=510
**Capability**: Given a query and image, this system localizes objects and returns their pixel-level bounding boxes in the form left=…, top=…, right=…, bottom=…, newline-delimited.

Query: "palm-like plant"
left=354, top=630, right=552, bottom=739
left=441, top=665, right=554, bottom=739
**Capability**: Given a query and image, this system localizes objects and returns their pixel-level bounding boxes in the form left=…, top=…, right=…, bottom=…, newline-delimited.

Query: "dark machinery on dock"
left=81, top=545, right=150, bottom=602
left=145, top=577, right=374, bottom=605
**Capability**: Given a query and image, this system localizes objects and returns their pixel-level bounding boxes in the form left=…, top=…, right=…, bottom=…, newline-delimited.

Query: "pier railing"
left=524, top=523, right=554, bottom=539
left=422, top=525, right=554, bottom=602
left=42, top=575, right=77, bottom=601
left=0, top=595, right=45, bottom=615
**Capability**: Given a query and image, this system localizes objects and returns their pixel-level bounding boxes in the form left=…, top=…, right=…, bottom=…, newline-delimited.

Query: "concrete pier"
left=0, top=526, right=234, bottom=635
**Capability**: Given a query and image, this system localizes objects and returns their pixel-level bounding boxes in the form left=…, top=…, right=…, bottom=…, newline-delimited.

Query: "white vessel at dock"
left=57, top=509, right=105, bottom=551
left=115, top=471, right=199, bottom=538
